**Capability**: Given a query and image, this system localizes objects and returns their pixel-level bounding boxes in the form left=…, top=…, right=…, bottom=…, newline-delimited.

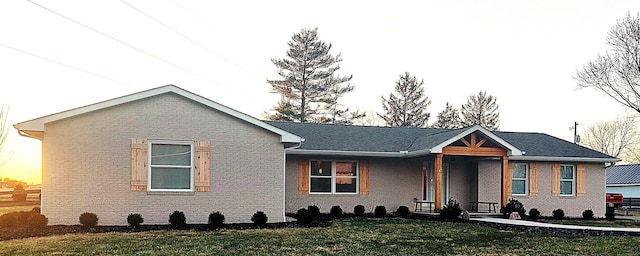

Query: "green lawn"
left=1, top=218, right=639, bottom=255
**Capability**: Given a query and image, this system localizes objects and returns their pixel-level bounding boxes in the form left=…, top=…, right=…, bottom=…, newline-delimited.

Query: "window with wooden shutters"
left=132, top=138, right=210, bottom=192
left=298, top=160, right=368, bottom=195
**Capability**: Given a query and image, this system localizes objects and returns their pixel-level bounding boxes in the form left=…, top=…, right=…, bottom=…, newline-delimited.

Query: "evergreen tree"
left=460, top=90, right=500, bottom=131
left=378, top=72, right=431, bottom=127
left=267, top=28, right=353, bottom=123
left=433, top=102, right=463, bottom=129
left=318, top=75, right=364, bottom=124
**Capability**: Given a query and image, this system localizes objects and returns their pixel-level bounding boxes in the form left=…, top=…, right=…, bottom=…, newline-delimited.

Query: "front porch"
left=418, top=131, right=520, bottom=213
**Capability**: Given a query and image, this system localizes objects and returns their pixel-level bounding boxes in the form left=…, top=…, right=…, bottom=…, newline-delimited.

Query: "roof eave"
left=285, top=149, right=407, bottom=158
left=509, top=155, right=620, bottom=163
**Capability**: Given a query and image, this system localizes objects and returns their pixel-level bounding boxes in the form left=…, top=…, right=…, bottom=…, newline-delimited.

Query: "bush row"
left=501, top=198, right=616, bottom=221
left=75, top=210, right=269, bottom=229
left=0, top=207, right=47, bottom=228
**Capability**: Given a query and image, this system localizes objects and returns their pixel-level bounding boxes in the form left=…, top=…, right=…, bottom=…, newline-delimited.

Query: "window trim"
left=511, top=162, right=529, bottom=196
left=147, top=140, right=195, bottom=192
left=559, top=164, right=575, bottom=196
left=309, top=160, right=359, bottom=195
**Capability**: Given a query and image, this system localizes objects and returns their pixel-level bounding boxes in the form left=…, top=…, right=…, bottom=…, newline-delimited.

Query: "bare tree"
left=460, top=91, right=500, bottom=131
left=352, top=110, right=386, bottom=126
left=433, top=102, right=464, bottom=129
left=0, top=105, right=12, bottom=167
left=268, top=28, right=354, bottom=123
left=575, top=13, right=640, bottom=113
left=378, top=72, right=432, bottom=127
left=580, top=114, right=639, bottom=163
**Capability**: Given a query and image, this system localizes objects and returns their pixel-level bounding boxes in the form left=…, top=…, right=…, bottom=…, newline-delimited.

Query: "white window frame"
left=309, top=160, right=359, bottom=194
left=147, top=140, right=195, bottom=192
left=511, top=163, right=529, bottom=196
left=560, top=164, right=575, bottom=196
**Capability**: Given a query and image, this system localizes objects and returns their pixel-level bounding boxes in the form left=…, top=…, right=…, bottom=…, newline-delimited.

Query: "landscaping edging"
left=468, top=218, right=640, bottom=236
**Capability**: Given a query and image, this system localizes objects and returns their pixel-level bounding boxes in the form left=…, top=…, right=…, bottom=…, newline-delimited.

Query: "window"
left=310, top=160, right=358, bottom=194
left=148, top=140, right=194, bottom=191
left=560, top=165, right=575, bottom=196
left=511, top=163, right=528, bottom=195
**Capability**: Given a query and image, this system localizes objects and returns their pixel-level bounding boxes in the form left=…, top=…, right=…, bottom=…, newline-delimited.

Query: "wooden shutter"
left=298, top=160, right=309, bottom=195
left=131, top=138, right=148, bottom=191
left=194, top=141, right=211, bottom=192
left=529, top=162, right=538, bottom=196
left=576, top=164, right=585, bottom=197
left=359, top=161, right=370, bottom=195
left=551, top=163, right=560, bottom=196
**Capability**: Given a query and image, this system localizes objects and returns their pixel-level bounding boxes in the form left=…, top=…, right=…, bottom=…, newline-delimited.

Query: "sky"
left=0, top=0, right=638, bottom=184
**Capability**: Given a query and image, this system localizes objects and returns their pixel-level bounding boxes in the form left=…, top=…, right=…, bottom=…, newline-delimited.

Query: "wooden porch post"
left=501, top=156, right=511, bottom=208
left=434, top=153, right=443, bottom=211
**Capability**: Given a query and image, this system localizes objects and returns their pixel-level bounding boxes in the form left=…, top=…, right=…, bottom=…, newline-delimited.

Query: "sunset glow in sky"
left=1, top=0, right=638, bottom=184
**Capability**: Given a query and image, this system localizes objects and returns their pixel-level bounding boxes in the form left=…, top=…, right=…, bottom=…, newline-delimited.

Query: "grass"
left=0, top=206, right=37, bottom=216
left=1, top=218, right=640, bottom=255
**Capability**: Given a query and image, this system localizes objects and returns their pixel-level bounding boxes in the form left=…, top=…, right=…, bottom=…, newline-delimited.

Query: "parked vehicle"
left=606, top=193, right=623, bottom=207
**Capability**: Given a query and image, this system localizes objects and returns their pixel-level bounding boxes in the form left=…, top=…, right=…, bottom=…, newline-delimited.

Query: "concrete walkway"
left=474, top=216, right=640, bottom=233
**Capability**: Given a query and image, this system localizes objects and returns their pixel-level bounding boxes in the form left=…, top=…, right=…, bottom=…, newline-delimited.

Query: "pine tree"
left=267, top=28, right=353, bottom=123
left=378, top=72, right=431, bottom=127
left=460, top=90, right=500, bottom=131
left=433, top=102, right=463, bottom=129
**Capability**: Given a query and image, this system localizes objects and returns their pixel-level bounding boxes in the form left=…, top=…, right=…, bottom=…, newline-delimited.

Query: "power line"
left=0, top=42, right=139, bottom=89
left=121, top=0, right=264, bottom=81
left=26, top=0, right=224, bottom=88
left=170, top=0, right=218, bottom=36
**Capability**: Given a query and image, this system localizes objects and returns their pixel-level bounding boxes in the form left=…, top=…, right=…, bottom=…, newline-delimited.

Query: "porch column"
left=434, top=153, right=443, bottom=211
left=501, top=156, right=511, bottom=207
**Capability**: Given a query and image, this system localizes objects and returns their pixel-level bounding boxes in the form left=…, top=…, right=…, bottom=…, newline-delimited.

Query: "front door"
left=423, top=161, right=449, bottom=205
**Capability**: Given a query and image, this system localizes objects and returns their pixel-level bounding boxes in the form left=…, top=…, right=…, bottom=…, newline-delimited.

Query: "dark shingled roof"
left=267, top=121, right=615, bottom=159
left=606, top=164, right=640, bottom=185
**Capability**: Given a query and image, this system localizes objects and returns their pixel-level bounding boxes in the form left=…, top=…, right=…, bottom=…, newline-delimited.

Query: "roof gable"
left=14, top=85, right=302, bottom=144
left=421, top=125, right=523, bottom=156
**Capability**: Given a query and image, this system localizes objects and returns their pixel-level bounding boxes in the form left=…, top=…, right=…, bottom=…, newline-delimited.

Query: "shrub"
left=26, top=214, right=48, bottom=228
left=208, top=211, right=225, bottom=229
left=330, top=205, right=343, bottom=218
left=374, top=206, right=387, bottom=217
left=502, top=198, right=526, bottom=218
left=552, top=209, right=565, bottom=220
left=440, top=198, right=462, bottom=220
left=396, top=206, right=410, bottom=217
left=354, top=205, right=366, bottom=217
left=0, top=212, right=20, bottom=228
left=296, top=208, right=314, bottom=225
left=12, top=184, right=27, bottom=202
left=307, top=205, right=320, bottom=217
left=605, top=206, right=616, bottom=221
left=251, top=211, right=268, bottom=227
left=582, top=209, right=594, bottom=220
left=169, top=211, right=186, bottom=227
left=79, top=212, right=99, bottom=228
left=31, top=207, right=41, bottom=214
left=528, top=208, right=541, bottom=220
left=127, top=213, right=144, bottom=227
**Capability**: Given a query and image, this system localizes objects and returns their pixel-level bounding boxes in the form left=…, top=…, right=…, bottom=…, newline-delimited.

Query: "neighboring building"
left=14, top=85, right=619, bottom=225
left=606, top=164, right=640, bottom=198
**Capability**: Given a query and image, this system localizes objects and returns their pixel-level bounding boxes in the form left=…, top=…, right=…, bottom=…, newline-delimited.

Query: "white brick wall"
left=42, top=93, right=285, bottom=225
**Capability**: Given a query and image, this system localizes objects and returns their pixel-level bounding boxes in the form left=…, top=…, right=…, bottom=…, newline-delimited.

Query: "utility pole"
left=573, top=121, right=579, bottom=144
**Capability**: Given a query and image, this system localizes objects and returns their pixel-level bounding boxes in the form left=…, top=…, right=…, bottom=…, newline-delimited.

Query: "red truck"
left=606, top=193, right=623, bottom=207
